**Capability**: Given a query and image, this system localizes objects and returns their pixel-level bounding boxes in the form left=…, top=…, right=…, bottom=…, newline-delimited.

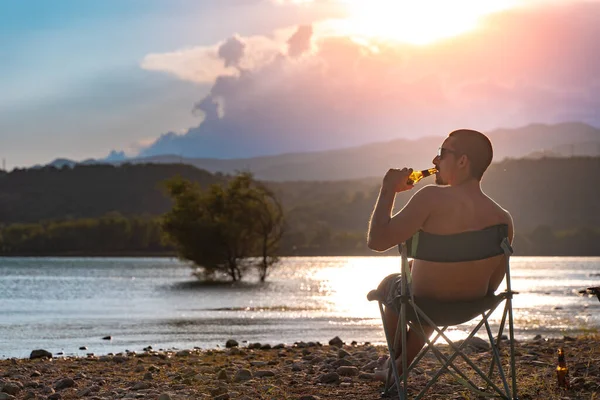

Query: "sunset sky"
left=1, top=0, right=599, bottom=168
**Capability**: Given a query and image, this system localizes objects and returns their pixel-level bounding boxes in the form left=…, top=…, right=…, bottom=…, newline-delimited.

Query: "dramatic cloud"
left=138, top=2, right=600, bottom=159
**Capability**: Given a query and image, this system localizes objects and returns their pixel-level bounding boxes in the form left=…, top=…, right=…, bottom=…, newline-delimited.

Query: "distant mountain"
left=46, top=122, right=600, bottom=181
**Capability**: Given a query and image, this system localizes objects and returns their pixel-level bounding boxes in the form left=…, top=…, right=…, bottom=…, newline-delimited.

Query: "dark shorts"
left=377, top=273, right=406, bottom=314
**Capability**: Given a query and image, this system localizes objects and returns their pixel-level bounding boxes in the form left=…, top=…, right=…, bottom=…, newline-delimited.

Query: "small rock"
left=0, top=394, right=16, bottom=400
left=260, top=344, right=272, bottom=350
left=361, top=360, right=379, bottom=371
left=54, top=378, right=75, bottom=391
left=359, top=372, right=374, bottom=380
left=214, top=394, right=230, bottom=400
left=209, top=386, right=227, bottom=396
left=250, top=361, right=268, bottom=367
left=225, top=339, right=239, bottom=348
left=158, top=394, right=172, bottom=400
left=1, top=384, right=21, bottom=396
left=131, top=382, right=151, bottom=391
left=102, top=336, right=112, bottom=340
left=248, top=343, right=262, bottom=350
left=533, top=334, right=543, bottom=341
left=563, top=335, right=576, bottom=342
left=233, top=369, right=252, bottom=382
left=273, top=344, right=285, bottom=349
left=23, top=391, right=35, bottom=400
left=254, top=370, right=275, bottom=378
left=217, top=369, right=229, bottom=381
left=30, top=371, right=42, bottom=378
left=143, top=372, right=153, bottom=381
left=329, top=336, right=344, bottom=347
left=29, top=349, right=52, bottom=360
left=175, top=350, right=191, bottom=357
left=338, top=349, right=351, bottom=359
left=337, top=366, right=359, bottom=377
left=460, top=337, right=490, bottom=352
left=291, top=363, right=303, bottom=372
left=299, top=396, right=320, bottom=400
left=317, top=372, right=340, bottom=384
left=40, top=386, right=54, bottom=395
left=79, top=346, right=87, bottom=350
left=48, top=394, right=61, bottom=400
left=148, top=365, right=160, bottom=373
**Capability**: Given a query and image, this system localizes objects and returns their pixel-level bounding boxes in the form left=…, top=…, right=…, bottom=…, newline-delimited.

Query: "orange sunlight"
left=340, top=0, right=517, bottom=45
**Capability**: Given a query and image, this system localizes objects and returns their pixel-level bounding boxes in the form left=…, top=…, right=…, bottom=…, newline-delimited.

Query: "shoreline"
left=1, top=335, right=598, bottom=399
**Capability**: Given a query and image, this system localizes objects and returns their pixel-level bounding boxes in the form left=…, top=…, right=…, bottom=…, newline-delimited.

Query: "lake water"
left=1, top=256, right=599, bottom=359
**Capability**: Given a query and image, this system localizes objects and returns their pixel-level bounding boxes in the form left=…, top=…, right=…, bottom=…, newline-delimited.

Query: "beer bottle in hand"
left=407, top=168, right=438, bottom=185
left=556, top=348, right=570, bottom=390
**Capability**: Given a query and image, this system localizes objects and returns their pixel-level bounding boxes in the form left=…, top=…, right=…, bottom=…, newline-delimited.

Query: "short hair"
left=448, top=129, right=493, bottom=180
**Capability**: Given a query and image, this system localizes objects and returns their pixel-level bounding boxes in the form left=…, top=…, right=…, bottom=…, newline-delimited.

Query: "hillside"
left=49, top=122, right=600, bottom=181
left=2, top=157, right=599, bottom=233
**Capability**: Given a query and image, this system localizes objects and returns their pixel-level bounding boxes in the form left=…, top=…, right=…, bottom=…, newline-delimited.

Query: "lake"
left=1, top=256, right=599, bottom=359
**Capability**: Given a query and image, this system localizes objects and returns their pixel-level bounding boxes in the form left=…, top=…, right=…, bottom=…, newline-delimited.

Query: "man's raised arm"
left=367, top=168, right=434, bottom=252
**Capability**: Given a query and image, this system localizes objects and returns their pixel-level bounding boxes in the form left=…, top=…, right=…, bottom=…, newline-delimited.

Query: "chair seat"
left=368, top=289, right=508, bottom=326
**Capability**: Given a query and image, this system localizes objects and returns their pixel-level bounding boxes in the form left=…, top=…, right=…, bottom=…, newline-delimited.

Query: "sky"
left=1, top=0, right=599, bottom=168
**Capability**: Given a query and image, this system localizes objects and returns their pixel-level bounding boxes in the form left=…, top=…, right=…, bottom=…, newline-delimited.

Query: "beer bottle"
left=556, top=348, right=570, bottom=390
left=407, top=168, right=438, bottom=185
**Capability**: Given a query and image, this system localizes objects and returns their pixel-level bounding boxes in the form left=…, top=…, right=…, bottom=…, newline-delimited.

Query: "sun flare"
left=340, top=0, right=517, bottom=45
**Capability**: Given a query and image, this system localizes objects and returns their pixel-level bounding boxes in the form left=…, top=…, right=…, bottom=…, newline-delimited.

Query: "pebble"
left=225, top=340, right=238, bottom=348
left=254, top=370, right=275, bottom=378
left=338, top=349, right=351, bottom=359
left=328, top=337, right=344, bottom=347
left=317, top=372, right=340, bottom=384
left=0, top=394, right=16, bottom=400
left=79, top=346, right=88, bottom=350
left=233, top=369, right=252, bottom=382
left=214, top=394, right=230, bottom=400
left=29, top=350, right=52, bottom=360
left=157, top=394, right=172, bottom=400
left=336, top=366, right=359, bottom=377
left=0, top=383, right=20, bottom=396
left=48, top=394, right=61, bottom=400
left=131, top=382, right=152, bottom=391
left=102, top=336, right=112, bottom=340
left=299, top=396, right=320, bottom=400
left=54, top=378, right=75, bottom=390
left=217, top=369, right=229, bottom=381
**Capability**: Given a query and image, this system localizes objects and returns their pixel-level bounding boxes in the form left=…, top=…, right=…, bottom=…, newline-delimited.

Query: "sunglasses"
left=437, top=147, right=460, bottom=159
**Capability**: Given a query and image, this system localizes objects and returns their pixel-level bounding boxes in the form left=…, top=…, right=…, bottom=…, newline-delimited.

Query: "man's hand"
left=382, top=168, right=415, bottom=193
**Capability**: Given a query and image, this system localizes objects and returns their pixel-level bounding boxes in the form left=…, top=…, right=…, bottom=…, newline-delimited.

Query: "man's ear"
left=458, top=154, right=469, bottom=168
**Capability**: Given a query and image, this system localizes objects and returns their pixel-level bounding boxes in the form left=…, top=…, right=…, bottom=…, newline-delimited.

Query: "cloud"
left=287, top=25, right=314, bottom=57
left=218, top=36, right=246, bottom=68
left=137, top=1, right=600, bottom=159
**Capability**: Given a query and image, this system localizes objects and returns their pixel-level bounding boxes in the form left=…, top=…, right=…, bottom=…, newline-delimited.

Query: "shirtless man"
left=367, top=129, right=514, bottom=381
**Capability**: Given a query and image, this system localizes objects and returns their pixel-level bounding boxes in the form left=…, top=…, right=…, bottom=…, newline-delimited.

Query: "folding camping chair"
left=367, top=224, right=518, bottom=399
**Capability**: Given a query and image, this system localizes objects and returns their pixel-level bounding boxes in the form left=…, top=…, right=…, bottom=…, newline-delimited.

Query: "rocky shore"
left=1, top=335, right=598, bottom=400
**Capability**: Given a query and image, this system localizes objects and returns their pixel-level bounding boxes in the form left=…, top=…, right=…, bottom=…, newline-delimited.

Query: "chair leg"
left=484, top=318, right=511, bottom=397
left=378, top=302, right=404, bottom=399
left=489, top=301, right=509, bottom=380
left=507, top=298, right=518, bottom=399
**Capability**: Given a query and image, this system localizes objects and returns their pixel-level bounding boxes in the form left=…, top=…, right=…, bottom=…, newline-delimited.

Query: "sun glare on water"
left=339, top=0, right=517, bottom=45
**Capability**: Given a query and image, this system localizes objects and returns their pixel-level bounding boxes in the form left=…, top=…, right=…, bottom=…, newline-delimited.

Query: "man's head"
left=432, top=129, right=493, bottom=185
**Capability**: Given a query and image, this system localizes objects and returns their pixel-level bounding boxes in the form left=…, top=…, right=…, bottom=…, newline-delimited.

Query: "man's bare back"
left=411, top=184, right=513, bottom=301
